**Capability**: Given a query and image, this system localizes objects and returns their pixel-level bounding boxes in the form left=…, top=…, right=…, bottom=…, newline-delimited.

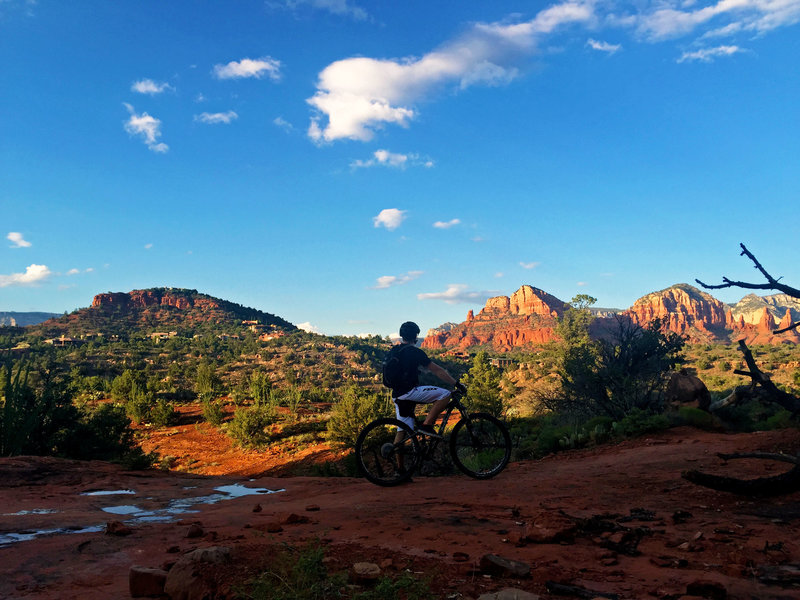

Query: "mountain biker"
left=389, top=321, right=466, bottom=438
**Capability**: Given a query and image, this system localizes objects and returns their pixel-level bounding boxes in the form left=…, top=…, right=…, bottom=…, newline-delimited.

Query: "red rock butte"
left=422, top=283, right=800, bottom=352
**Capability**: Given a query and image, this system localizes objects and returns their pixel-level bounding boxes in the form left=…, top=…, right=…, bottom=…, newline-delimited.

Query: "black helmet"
left=399, top=321, right=420, bottom=342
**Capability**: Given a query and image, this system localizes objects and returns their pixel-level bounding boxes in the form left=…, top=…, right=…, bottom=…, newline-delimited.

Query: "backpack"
left=382, top=345, right=413, bottom=389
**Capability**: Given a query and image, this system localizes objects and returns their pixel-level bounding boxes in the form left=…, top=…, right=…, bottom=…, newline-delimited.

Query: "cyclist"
left=389, top=321, right=466, bottom=438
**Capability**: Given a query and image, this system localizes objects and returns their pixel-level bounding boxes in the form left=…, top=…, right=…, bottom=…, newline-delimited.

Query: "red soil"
left=2, top=427, right=800, bottom=600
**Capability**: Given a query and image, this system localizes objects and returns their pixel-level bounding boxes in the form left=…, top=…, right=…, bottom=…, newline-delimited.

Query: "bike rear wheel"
left=449, top=413, right=511, bottom=479
left=355, top=418, right=421, bottom=486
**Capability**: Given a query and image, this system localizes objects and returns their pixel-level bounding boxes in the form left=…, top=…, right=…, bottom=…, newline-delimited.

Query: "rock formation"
left=423, top=283, right=800, bottom=352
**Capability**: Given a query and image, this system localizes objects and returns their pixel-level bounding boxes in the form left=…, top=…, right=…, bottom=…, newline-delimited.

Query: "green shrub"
left=226, top=404, right=276, bottom=448
left=150, top=398, right=179, bottom=427
left=611, top=408, right=671, bottom=438
left=202, top=398, right=225, bottom=426
left=676, top=406, right=715, bottom=429
left=326, top=386, right=390, bottom=447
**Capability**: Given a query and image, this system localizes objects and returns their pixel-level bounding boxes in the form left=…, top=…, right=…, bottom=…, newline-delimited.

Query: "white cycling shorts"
left=393, top=386, right=451, bottom=430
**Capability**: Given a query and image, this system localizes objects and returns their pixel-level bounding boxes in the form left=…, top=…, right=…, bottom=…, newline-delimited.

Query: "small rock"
left=686, top=579, right=727, bottom=600
left=252, top=503, right=262, bottom=513
left=479, top=554, right=531, bottom=578
left=129, top=565, right=167, bottom=598
left=186, top=523, right=204, bottom=538
left=284, top=513, right=310, bottom=524
left=351, top=562, right=381, bottom=584
left=306, top=504, right=320, bottom=511
left=105, top=521, right=132, bottom=536
left=164, top=546, right=231, bottom=600
left=166, top=545, right=181, bottom=554
left=453, top=551, right=470, bottom=562
left=265, top=522, right=283, bottom=533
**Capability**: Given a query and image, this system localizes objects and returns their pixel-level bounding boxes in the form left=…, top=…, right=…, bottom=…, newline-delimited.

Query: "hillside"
left=0, top=311, right=60, bottom=327
left=424, top=283, right=800, bottom=351
left=27, top=288, right=296, bottom=339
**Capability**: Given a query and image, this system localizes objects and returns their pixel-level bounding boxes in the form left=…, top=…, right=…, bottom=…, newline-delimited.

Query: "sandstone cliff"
left=422, top=283, right=800, bottom=351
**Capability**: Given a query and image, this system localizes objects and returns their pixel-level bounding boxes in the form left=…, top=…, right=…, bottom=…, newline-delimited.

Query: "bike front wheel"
left=355, top=418, right=421, bottom=486
left=449, top=413, right=511, bottom=479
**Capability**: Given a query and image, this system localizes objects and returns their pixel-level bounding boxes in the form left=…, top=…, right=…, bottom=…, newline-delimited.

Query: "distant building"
left=149, top=331, right=178, bottom=342
left=490, top=358, right=514, bottom=369
left=44, top=335, right=84, bottom=347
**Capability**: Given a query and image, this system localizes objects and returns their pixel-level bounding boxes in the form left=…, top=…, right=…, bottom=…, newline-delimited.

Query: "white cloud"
left=274, top=116, right=294, bottom=132
left=520, top=261, right=540, bottom=269
left=495, top=272, right=504, bottom=278
left=373, top=270, right=423, bottom=289
left=373, top=208, right=407, bottom=230
left=0, top=264, right=52, bottom=287
left=123, top=104, right=168, bottom=153
left=7, top=232, right=31, bottom=248
left=277, top=0, right=369, bottom=21
left=131, top=79, right=173, bottom=95
left=213, top=57, right=282, bottom=80
left=307, top=1, right=594, bottom=142
left=433, top=218, right=461, bottom=229
left=632, top=0, right=800, bottom=42
left=586, top=38, right=622, bottom=53
left=297, top=321, right=322, bottom=334
left=417, top=284, right=498, bottom=305
left=144, top=243, right=153, bottom=249
left=194, top=111, right=238, bottom=124
left=677, top=44, right=742, bottom=62
left=66, top=268, right=80, bottom=276
left=351, top=149, right=433, bottom=169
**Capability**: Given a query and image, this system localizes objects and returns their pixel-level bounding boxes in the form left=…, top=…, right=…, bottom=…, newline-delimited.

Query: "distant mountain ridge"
left=423, top=283, right=800, bottom=351
left=0, top=311, right=61, bottom=327
left=28, top=288, right=295, bottom=337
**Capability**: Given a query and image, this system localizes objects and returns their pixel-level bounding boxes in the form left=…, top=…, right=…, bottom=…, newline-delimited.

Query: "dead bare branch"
left=774, top=320, right=800, bottom=334
left=695, top=243, right=800, bottom=298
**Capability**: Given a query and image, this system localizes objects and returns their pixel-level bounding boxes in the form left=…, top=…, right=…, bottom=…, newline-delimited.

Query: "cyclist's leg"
left=397, top=386, right=451, bottom=428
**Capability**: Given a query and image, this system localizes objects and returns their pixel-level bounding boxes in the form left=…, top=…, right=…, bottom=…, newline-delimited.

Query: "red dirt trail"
left=1, top=427, right=800, bottom=599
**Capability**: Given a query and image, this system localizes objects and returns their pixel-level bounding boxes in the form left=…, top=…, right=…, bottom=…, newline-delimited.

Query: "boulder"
left=129, top=566, right=167, bottom=598
left=479, top=554, right=531, bottom=578
left=164, top=546, right=231, bottom=600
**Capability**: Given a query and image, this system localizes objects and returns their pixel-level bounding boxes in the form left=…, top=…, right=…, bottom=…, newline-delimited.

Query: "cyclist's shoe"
left=416, top=423, right=442, bottom=439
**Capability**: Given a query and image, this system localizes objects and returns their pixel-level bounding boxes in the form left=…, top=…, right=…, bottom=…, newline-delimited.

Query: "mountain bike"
left=354, top=391, right=511, bottom=486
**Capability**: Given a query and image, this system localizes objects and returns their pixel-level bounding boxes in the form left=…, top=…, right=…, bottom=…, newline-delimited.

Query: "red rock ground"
left=2, top=427, right=800, bottom=600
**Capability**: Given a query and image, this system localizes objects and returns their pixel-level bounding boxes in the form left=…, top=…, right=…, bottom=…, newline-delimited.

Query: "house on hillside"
left=149, top=331, right=178, bottom=343
left=44, top=335, right=84, bottom=348
left=490, top=358, right=514, bottom=369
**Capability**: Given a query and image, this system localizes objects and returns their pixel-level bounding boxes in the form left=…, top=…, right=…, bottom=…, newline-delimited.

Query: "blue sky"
left=2, top=0, right=799, bottom=337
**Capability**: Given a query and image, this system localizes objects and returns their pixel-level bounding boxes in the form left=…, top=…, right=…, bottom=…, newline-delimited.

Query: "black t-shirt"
left=393, top=344, right=432, bottom=398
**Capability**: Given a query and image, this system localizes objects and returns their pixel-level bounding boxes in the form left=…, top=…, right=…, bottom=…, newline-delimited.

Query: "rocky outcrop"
left=625, top=284, right=731, bottom=342
left=92, top=289, right=196, bottom=310
left=424, top=283, right=800, bottom=351
left=422, top=286, right=567, bottom=351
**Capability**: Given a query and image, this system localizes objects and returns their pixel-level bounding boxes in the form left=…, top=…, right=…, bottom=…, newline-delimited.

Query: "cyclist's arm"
left=427, top=361, right=457, bottom=386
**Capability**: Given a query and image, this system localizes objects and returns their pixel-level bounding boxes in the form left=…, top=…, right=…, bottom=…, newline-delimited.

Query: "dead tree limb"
left=735, top=340, right=800, bottom=414
left=683, top=453, right=800, bottom=496
left=774, top=320, right=800, bottom=334
left=695, top=243, right=800, bottom=298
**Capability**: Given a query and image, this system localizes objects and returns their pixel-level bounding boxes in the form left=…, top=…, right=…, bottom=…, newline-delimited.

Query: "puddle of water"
left=0, top=525, right=104, bottom=546
left=0, top=483, right=284, bottom=546
left=101, top=505, right=142, bottom=516
left=81, top=490, right=136, bottom=496
left=3, top=509, right=59, bottom=516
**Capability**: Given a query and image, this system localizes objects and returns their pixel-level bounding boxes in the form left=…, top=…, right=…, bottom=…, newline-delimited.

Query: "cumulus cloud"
left=297, top=321, right=322, bottom=334
left=307, top=0, right=594, bottom=142
left=520, top=261, right=540, bottom=269
left=0, top=264, right=52, bottom=287
left=66, top=268, right=80, bottom=276
left=677, top=44, right=742, bottom=62
left=417, top=284, right=498, bottom=305
left=123, top=104, right=168, bottom=153
left=131, top=79, right=173, bottom=94
left=433, top=218, right=461, bottom=229
left=7, top=232, right=31, bottom=248
left=586, top=38, right=621, bottom=53
left=373, top=208, right=407, bottom=230
left=194, top=111, right=238, bottom=124
left=213, top=57, right=282, bottom=80
left=373, top=270, right=423, bottom=289
left=351, top=149, right=433, bottom=169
